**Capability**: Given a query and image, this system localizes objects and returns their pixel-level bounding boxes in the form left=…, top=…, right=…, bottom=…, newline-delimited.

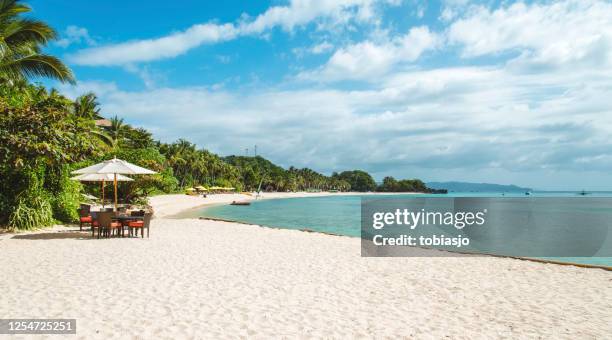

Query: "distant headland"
left=426, top=181, right=532, bottom=192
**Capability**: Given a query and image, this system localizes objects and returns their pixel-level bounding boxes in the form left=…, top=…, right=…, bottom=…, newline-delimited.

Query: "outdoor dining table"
left=112, top=215, right=143, bottom=235
left=112, top=215, right=143, bottom=222
left=85, top=209, right=147, bottom=238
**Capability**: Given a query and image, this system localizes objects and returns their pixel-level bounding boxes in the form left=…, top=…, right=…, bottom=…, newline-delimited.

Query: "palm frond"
left=0, top=1, right=30, bottom=22
left=0, top=53, right=75, bottom=84
left=90, top=129, right=114, bottom=147
left=0, top=0, right=72, bottom=84
left=74, top=92, right=102, bottom=118
left=3, top=19, right=57, bottom=46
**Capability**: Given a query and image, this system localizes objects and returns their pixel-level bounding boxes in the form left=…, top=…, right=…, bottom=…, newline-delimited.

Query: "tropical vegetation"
left=0, top=1, right=443, bottom=230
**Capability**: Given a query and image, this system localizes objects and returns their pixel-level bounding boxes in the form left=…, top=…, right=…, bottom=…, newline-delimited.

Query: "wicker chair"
left=91, top=212, right=101, bottom=238
left=96, top=211, right=122, bottom=238
left=128, top=212, right=152, bottom=238
left=77, top=206, right=92, bottom=231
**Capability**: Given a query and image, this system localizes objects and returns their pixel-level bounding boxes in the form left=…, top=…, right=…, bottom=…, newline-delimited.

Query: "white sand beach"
left=1, top=194, right=611, bottom=339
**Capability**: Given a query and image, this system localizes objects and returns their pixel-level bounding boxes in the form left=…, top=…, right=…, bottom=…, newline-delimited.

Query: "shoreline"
left=149, top=191, right=421, bottom=218
left=156, top=193, right=612, bottom=271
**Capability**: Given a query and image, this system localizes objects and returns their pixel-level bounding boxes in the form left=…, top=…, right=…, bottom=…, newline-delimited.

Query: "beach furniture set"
left=78, top=204, right=152, bottom=238
left=69, top=158, right=158, bottom=238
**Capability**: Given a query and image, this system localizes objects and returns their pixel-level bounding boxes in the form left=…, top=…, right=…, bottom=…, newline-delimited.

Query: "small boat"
left=230, top=201, right=251, bottom=206
left=525, top=191, right=531, bottom=196
left=578, top=190, right=589, bottom=196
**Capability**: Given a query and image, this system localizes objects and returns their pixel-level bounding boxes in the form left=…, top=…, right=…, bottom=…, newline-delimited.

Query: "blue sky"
left=30, top=0, right=612, bottom=190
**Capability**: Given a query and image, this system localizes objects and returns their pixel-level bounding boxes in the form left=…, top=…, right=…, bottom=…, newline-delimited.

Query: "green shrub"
left=51, top=175, right=82, bottom=223
left=8, top=191, right=54, bottom=230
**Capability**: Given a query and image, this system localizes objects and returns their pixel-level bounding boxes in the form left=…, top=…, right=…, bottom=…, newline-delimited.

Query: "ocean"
left=175, top=192, right=612, bottom=268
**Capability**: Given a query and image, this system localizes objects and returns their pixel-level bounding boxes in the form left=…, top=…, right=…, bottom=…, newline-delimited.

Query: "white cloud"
left=59, top=0, right=612, bottom=189
left=292, top=41, right=334, bottom=58
left=438, top=0, right=471, bottom=22
left=299, top=26, right=439, bottom=81
left=300, top=0, right=612, bottom=81
left=68, top=0, right=399, bottom=66
left=56, top=25, right=95, bottom=48
left=311, top=41, right=334, bottom=54
left=69, top=23, right=237, bottom=66
left=59, top=56, right=612, bottom=189
left=239, top=0, right=387, bottom=33
left=447, top=0, right=612, bottom=69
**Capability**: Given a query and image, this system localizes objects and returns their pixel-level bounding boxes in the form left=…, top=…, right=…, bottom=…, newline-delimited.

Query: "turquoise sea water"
left=176, top=192, right=612, bottom=268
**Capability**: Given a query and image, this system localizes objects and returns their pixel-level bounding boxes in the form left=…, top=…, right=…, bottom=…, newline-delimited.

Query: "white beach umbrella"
left=71, top=173, right=135, bottom=182
left=71, top=173, right=134, bottom=208
left=71, top=158, right=156, bottom=175
left=71, top=158, right=156, bottom=210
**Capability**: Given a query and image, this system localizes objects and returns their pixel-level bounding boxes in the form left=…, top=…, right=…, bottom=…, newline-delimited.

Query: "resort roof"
left=94, top=119, right=112, bottom=127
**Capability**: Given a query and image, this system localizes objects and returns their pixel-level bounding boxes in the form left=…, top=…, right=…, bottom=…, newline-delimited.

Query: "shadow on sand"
left=11, top=230, right=94, bottom=240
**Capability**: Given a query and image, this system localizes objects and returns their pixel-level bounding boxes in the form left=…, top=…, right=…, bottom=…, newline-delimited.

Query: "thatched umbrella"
left=71, top=158, right=156, bottom=210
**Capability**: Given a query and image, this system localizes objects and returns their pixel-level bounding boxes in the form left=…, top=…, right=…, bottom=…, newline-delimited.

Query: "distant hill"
left=426, top=181, right=532, bottom=192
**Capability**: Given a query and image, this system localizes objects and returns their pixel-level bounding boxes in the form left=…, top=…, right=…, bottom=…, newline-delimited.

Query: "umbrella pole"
left=114, top=173, right=118, bottom=212
left=102, top=180, right=105, bottom=208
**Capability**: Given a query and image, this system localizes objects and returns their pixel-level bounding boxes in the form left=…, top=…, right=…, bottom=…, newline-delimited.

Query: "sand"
left=1, top=194, right=611, bottom=339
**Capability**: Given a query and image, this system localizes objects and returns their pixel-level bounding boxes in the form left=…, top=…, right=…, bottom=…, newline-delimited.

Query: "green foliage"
left=0, top=84, right=98, bottom=168
left=333, top=170, right=377, bottom=192
left=73, top=92, right=101, bottom=119
left=50, top=170, right=82, bottom=223
left=106, top=116, right=130, bottom=149
left=0, top=82, right=98, bottom=229
left=160, top=139, right=242, bottom=189
left=225, top=156, right=286, bottom=191
left=0, top=0, right=74, bottom=84
left=9, top=191, right=54, bottom=230
left=122, top=127, right=155, bottom=149
left=377, top=176, right=428, bottom=192
left=6, top=169, right=54, bottom=230
left=225, top=156, right=351, bottom=192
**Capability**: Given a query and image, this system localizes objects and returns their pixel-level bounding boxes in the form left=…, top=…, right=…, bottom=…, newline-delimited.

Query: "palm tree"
left=0, top=0, right=74, bottom=83
left=74, top=92, right=102, bottom=119
left=107, top=116, right=129, bottom=149
left=68, top=92, right=114, bottom=147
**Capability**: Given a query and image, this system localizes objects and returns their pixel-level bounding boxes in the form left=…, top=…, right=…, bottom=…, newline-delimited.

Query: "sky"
left=29, top=0, right=612, bottom=190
